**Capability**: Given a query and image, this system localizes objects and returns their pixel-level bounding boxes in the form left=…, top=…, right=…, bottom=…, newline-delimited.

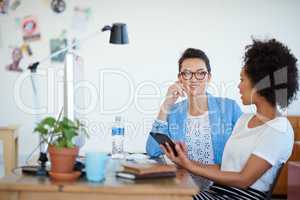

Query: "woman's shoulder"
left=258, top=116, right=294, bottom=153
left=235, top=114, right=293, bottom=133
left=267, top=116, right=294, bottom=135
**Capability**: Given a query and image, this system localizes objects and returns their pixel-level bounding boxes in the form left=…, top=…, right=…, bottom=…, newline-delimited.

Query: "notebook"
left=116, top=171, right=176, bottom=180
left=116, top=162, right=177, bottom=180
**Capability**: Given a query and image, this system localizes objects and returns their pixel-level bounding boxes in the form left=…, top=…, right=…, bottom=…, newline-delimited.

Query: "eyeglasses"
left=180, top=70, right=208, bottom=80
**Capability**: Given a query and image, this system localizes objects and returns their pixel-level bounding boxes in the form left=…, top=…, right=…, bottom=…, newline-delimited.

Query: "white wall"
left=1, top=0, right=300, bottom=161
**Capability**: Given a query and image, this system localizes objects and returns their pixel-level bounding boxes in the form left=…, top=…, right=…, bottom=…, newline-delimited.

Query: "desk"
left=288, top=161, right=300, bottom=200
left=0, top=160, right=198, bottom=200
left=0, top=125, right=19, bottom=176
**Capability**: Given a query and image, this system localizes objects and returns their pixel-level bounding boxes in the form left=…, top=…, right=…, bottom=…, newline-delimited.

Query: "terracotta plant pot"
left=48, top=145, right=79, bottom=173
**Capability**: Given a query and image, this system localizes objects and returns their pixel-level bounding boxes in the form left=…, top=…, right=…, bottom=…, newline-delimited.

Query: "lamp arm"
left=31, top=25, right=111, bottom=70
left=29, top=73, right=46, bottom=152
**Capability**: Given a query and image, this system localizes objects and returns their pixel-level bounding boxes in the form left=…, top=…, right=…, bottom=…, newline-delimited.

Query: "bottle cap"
left=115, top=116, right=122, bottom=122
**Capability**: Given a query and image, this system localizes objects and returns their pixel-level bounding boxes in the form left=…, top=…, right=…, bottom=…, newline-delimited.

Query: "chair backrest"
left=265, top=163, right=284, bottom=200
left=272, top=116, right=300, bottom=196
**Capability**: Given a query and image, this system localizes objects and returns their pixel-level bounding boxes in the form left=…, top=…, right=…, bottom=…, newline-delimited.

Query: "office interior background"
left=0, top=0, right=300, bottom=166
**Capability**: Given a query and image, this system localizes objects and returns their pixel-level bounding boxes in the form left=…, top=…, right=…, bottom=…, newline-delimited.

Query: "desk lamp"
left=26, top=23, right=129, bottom=176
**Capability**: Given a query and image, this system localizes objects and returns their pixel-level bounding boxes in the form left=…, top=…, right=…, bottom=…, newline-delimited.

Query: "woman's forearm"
left=187, top=162, right=249, bottom=188
left=157, top=102, right=171, bottom=121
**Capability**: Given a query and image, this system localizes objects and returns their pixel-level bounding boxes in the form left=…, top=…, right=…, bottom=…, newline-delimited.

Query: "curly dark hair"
left=178, top=48, right=211, bottom=73
left=244, top=38, right=299, bottom=108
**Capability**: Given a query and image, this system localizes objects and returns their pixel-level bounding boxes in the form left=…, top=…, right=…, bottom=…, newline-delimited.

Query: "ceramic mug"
left=85, top=152, right=108, bottom=182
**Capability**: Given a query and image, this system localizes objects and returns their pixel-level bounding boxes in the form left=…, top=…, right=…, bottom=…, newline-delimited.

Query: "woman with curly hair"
left=161, top=38, right=299, bottom=200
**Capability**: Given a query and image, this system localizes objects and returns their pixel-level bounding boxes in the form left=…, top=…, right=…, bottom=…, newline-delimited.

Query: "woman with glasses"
left=146, top=48, right=242, bottom=188
left=161, top=39, right=298, bottom=199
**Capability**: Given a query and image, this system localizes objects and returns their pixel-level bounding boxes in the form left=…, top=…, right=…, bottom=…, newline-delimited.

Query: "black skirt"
left=193, top=183, right=267, bottom=200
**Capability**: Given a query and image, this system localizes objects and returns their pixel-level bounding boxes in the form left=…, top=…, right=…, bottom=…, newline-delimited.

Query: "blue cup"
left=85, top=152, right=108, bottom=182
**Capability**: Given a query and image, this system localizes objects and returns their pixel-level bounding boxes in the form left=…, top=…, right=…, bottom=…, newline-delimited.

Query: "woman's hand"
left=162, top=81, right=186, bottom=110
left=160, top=142, right=191, bottom=170
left=157, top=81, right=186, bottom=122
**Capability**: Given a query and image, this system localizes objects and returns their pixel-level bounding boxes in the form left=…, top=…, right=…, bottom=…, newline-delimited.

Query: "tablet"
left=150, top=132, right=178, bottom=156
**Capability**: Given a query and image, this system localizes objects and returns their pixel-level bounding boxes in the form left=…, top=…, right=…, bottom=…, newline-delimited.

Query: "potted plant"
left=34, top=116, right=88, bottom=179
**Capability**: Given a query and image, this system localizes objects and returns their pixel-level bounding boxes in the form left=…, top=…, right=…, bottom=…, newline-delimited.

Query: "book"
left=116, top=171, right=176, bottom=180
left=119, top=162, right=177, bottom=176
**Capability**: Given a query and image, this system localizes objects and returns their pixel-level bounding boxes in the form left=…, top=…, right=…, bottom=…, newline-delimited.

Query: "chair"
left=265, top=163, right=284, bottom=200
left=273, top=116, right=300, bottom=195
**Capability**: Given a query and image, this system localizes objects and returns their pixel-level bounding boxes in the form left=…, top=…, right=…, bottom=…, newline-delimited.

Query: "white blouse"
left=185, top=111, right=214, bottom=189
left=221, top=114, right=294, bottom=192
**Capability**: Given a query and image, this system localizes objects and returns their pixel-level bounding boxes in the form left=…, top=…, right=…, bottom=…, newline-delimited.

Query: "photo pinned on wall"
left=6, top=47, right=23, bottom=72
left=51, top=0, right=66, bottom=14
left=10, top=0, right=21, bottom=11
left=22, top=16, right=41, bottom=42
left=21, top=43, right=33, bottom=56
left=71, top=6, right=91, bottom=32
left=0, top=0, right=10, bottom=14
left=50, top=38, right=67, bottom=63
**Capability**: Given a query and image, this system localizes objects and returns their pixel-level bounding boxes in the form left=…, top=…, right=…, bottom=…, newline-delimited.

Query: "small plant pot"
left=48, top=145, right=79, bottom=174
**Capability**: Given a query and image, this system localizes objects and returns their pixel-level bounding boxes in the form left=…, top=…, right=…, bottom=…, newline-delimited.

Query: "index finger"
left=174, top=82, right=185, bottom=97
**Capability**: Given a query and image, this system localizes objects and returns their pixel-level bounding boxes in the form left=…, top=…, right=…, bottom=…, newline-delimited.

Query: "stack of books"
left=116, top=162, right=177, bottom=180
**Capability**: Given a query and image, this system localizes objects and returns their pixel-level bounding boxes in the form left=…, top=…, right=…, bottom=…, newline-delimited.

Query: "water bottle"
left=111, top=116, right=125, bottom=159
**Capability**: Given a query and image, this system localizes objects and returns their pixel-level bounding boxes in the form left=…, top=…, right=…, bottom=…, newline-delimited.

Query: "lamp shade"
left=109, top=23, right=129, bottom=44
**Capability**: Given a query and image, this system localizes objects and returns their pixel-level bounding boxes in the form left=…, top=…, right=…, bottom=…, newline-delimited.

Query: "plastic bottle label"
left=112, top=127, right=124, bottom=136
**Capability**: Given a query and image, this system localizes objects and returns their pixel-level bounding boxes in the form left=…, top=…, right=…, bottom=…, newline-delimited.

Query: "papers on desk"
left=125, top=153, right=157, bottom=164
left=126, top=153, right=149, bottom=161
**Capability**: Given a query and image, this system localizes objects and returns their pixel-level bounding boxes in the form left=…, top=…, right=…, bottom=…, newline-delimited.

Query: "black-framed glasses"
left=180, top=70, right=208, bottom=80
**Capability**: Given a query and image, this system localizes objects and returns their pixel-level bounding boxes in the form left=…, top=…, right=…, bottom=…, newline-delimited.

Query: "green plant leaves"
left=42, top=117, right=56, bottom=126
left=34, top=116, right=56, bottom=135
left=33, top=116, right=87, bottom=148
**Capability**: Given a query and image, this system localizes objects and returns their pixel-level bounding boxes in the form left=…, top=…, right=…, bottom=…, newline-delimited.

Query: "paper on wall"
left=71, top=6, right=91, bottom=32
left=10, top=0, right=20, bottom=11
left=50, top=38, right=67, bottom=63
left=6, top=47, right=23, bottom=72
left=22, top=16, right=41, bottom=42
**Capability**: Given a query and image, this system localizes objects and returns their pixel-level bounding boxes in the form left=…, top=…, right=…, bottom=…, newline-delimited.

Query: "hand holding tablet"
left=150, top=132, right=178, bottom=157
